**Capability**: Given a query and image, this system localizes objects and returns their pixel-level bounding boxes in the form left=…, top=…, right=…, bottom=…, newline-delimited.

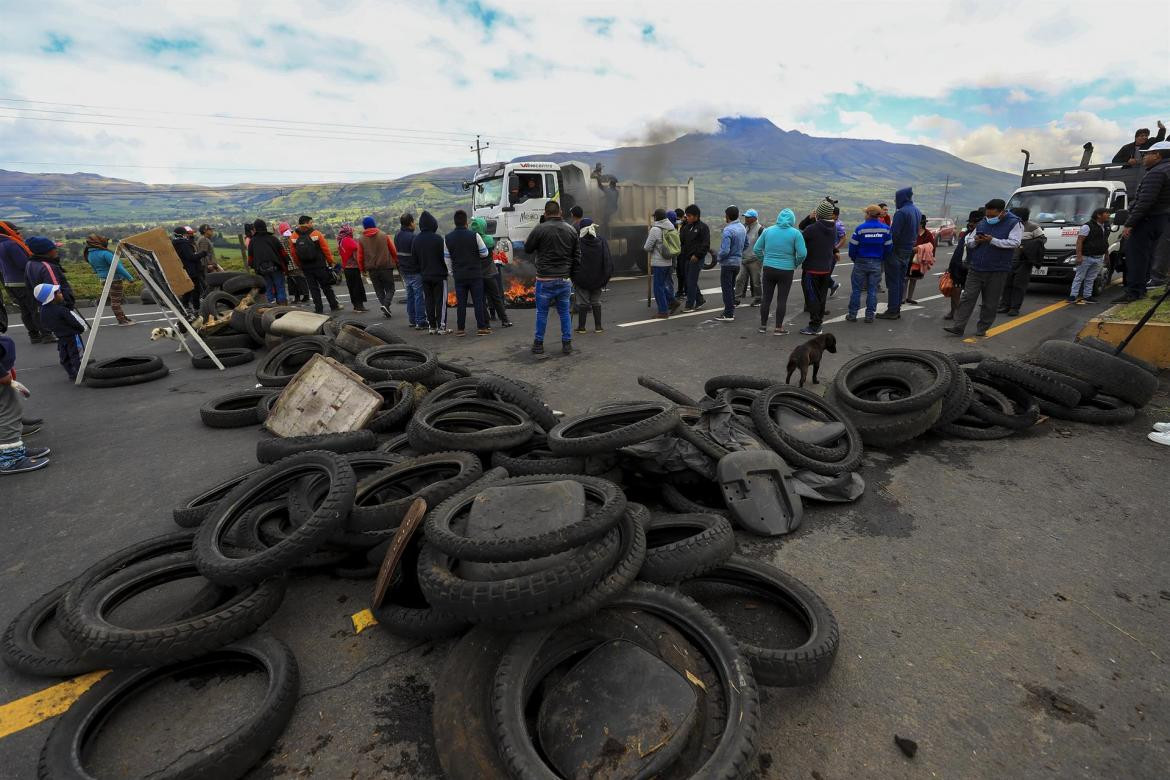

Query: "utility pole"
left=940, top=174, right=951, bottom=218
left=470, top=135, right=490, bottom=168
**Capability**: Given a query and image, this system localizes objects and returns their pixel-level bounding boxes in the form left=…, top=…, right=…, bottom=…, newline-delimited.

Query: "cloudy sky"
left=2, top=0, right=1168, bottom=186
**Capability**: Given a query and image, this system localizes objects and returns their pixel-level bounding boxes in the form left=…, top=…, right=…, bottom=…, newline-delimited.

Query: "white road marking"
left=617, top=308, right=723, bottom=327
left=821, top=294, right=945, bottom=324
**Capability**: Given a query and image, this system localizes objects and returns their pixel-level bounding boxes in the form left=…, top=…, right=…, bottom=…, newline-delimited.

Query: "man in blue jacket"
left=846, top=205, right=893, bottom=323
left=945, top=199, right=1022, bottom=337
left=876, top=187, right=922, bottom=320
left=714, top=206, right=747, bottom=321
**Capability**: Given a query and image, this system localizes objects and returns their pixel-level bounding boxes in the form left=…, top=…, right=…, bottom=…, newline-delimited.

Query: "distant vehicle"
left=926, top=218, right=956, bottom=245
left=466, top=161, right=694, bottom=273
left=1011, top=153, right=1138, bottom=298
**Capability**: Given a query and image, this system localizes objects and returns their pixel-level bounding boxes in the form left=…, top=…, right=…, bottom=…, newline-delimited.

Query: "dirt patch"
left=371, top=673, right=442, bottom=776
left=1023, top=683, right=1098, bottom=728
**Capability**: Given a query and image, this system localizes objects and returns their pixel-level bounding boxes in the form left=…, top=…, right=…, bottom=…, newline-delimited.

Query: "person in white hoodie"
left=643, top=208, right=683, bottom=318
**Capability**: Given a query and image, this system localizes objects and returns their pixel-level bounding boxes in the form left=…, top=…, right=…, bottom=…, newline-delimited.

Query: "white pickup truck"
left=466, top=160, right=694, bottom=273
left=1008, top=158, right=1141, bottom=296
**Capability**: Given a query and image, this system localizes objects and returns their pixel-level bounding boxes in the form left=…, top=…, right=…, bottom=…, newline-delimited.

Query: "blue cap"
left=744, top=209, right=758, bottom=219
left=33, top=283, right=59, bottom=304
left=26, top=236, right=57, bottom=255
left=362, top=216, right=376, bottom=229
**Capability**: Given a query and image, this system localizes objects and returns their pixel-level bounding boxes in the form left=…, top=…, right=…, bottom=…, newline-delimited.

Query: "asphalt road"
left=0, top=267, right=1167, bottom=779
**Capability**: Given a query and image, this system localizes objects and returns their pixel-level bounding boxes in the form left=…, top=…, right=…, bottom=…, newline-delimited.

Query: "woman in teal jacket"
left=752, top=208, right=807, bottom=335
left=84, top=234, right=135, bottom=325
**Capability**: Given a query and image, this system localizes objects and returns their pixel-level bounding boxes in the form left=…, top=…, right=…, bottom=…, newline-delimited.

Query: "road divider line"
left=980, top=301, right=1070, bottom=339
left=0, top=670, right=109, bottom=740
left=617, top=308, right=722, bottom=328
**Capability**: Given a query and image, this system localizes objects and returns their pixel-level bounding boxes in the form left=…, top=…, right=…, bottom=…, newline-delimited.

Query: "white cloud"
left=0, top=0, right=1167, bottom=187
left=1006, top=89, right=1031, bottom=104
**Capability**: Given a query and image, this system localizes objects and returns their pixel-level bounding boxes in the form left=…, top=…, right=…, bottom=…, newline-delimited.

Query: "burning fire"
left=445, top=276, right=536, bottom=308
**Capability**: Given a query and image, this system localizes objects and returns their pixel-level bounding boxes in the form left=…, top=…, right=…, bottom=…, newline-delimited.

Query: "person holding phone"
left=944, top=199, right=1022, bottom=337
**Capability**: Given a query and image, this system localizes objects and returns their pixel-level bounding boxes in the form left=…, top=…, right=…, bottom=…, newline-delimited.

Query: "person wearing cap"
left=33, top=283, right=87, bottom=381
left=0, top=334, right=50, bottom=474
left=356, top=216, right=398, bottom=318
left=247, top=219, right=289, bottom=305
left=289, top=216, right=341, bottom=314
left=799, top=200, right=839, bottom=335
left=83, top=235, right=134, bottom=326
left=171, top=226, right=205, bottom=317
left=24, top=237, right=74, bottom=312
left=846, top=205, right=893, bottom=323
left=735, top=209, right=763, bottom=307
left=1120, top=140, right=1170, bottom=302
left=276, top=221, right=309, bottom=303
left=0, top=221, right=52, bottom=344
left=945, top=199, right=1022, bottom=337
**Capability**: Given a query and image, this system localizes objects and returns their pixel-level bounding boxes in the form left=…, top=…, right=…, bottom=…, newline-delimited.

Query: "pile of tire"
left=825, top=341, right=1157, bottom=446
left=82, top=355, right=170, bottom=388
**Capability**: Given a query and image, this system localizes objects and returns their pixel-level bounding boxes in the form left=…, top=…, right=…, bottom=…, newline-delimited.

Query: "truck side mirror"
left=1112, top=209, right=1129, bottom=226
left=1111, top=193, right=1126, bottom=210
left=507, top=173, right=519, bottom=202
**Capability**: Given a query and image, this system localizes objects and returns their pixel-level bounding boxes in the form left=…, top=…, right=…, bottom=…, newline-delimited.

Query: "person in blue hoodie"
left=714, top=206, right=747, bottom=321
left=846, top=205, right=893, bottom=323
left=876, top=187, right=922, bottom=319
left=84, top=234, right=135, bottom=326
left=944, top=199, right=1022, bottom=337
left=753, top=208, right=807, bottom=335
left=414, top=211, right=450, bottom=334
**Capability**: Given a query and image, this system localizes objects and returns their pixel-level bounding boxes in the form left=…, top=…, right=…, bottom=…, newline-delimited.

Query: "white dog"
left=149, top=326, right=186, bottom=353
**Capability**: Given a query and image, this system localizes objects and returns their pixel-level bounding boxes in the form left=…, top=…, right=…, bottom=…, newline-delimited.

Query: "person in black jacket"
left=522, top=200, right=580, bottom=354
left=1121, top=140, right=1170, bottom=301
left=800, top=201, right=838, bottom=335
left=444, top=210, right=490, bottom=336
left=172, top=226, right=205, bottom=317
left=415, top=211, right=450, bottom=334
left=1113, top=122, right=1165, bottom=167
left=944, top=210, right=983, bottom=320
left=247, top=219, right=289, bottom=304
left=395, top=214, right=426, bottom=329
left=679, top=205, right=711, bottom=310
left=572, top=219, right=613, bottom=333
left=32, top=283, right=86, bottom=381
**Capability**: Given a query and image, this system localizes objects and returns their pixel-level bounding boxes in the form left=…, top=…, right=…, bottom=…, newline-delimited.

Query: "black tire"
left=244, top=303, right=272, bottom=344
left=192, top=347, right=255, bottom=370
left=199, top=290, right=240, bottom=321
left=437, top=359, right=472, bottom=378
left=490, top=435, right=586, bottom=476
left=229, top=307, right=249, bottom=333
left=60, top=551, right=286, bottom=667
left=256, top=429, right=376, bottom=464
left=201, top=330, right=256, bottom=351
left=204, top=271, right=239, bottom=289
left=255, top=335, right=340, bottom=387
left=259, top=305, right=298, bottom=334
left=547, top=401, right=680, bottom=456
left=638, top=375, right=699, bottom=406
left=661, top=482, right=730, bottom=517
left=200, top=389, right=271, bottom=429
left=407, top=397, right=535, bottom=453
left=824, top=384, right=941, bottom=448
left=490, top=581, right=758, bottom=778
left=704, top=374, right=780, bottom=397
left=363, top=321, right=405, bottom=344
left=354, top=344, right=438, bottom=382
left=948, top=350, right=991, bottom=365
left=38, top=634, right=298, bottom=780
left=679, top=555, right=839, bottom=688
left=477, top=375, right=558, bottom=432
left=1015, top=360, right=1099, bottom=402
left=640, top=513, right=736, bottom=585
left=84, top=355, right=165, bottom=380
left=932, top=355, right=975, bottom=429
left=979, top=359, right=1083, bottom=408
left=750, top=385, right=864, bottom=475
left=83, top=364, right=169, bottom=388
left=832, top=350, right=951, bottom=414
left=173, top=474, right=260, bottom=527
left=933, top=383, right=1016, bottom=440
left=377, top=432, right=418, bottom=457
left=1036, top=394, right=1137, bottom=425
left=349, top=451, right=484, bottom=532
left=965, top=378, right=1040, bottom=430
left=256, top=391, right=281, bottom=424
left=322, top=314, right=369, bottom=339
left=1078, top=337, right=1159, bottom=375
left=1031, top=340, right=1158, bottom=408
left=365, top=380, right=415, bottom=433
left=194, top=451, right=356, bottom=585
left=1, top=583, right=99, bottom=677
left=417, top=376, right=483, bottom=411
left=424, top=473, right=626, bottom=563
left=221, top=273, right=266, bottom=295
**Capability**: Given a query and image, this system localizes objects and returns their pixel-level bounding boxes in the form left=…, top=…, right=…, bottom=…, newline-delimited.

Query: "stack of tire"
left=82, top=355, right=170, bottom=388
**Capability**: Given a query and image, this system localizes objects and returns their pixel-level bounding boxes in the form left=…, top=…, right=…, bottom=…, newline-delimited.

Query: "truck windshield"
left=473, top=177, right=504, bottom=208
left=1007, top=188, right=1107, bottom=224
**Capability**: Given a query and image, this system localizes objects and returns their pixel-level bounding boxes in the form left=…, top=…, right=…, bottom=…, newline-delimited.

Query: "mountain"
left=0, top=117, right=1018, bottom=233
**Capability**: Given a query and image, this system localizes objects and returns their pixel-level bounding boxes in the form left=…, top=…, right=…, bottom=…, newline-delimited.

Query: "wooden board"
left=120, top=227, right=194, bottom=297
left=264, top=354, right=383, bottom=437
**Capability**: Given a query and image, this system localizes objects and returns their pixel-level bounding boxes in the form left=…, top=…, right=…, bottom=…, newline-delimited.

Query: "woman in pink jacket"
left=336, top=224, right=367, bottom=312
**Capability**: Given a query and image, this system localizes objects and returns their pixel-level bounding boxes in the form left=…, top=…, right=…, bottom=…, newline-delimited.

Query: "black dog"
left=786, top=333, right=837, bottom=387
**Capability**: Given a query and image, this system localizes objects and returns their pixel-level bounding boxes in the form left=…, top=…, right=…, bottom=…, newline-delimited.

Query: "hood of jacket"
left=294, top=225, right=313, bottom=237
left=362, top=227, right=381, bottom=238
left=775, top=208, right=796, bottom=229
left=895, top=187, right=914, bottom=209
left=469, top=217, right=495, bottom=249
left=653, top=218, right=675, bottom=231
left=419, top=211, right=438, bottom=233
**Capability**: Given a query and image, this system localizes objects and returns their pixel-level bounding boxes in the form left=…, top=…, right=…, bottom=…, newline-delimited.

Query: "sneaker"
left=594, top=327, right=604, bottom=333
left=845, top=314, right=858, bottom=322
left=476, top=328, right=492, bottom=336
left=1082, top=297, right=1096, bottom=303
left=653, top=312, right=669, bottom=319
left=864, top=316, right=875, bottom=323
left=774, top=328, right=790, bottom=336
left=502, top=321, right=514, bottom=328
left=1150, top=430, right=1170, bottom=447
left=1153, top=422, right=1170, bottom=433
left=799, top=327, right=821, bottom=336
left=436, top=327, right=450, bottom=335
left=562, top=342, right=572, bottom=355
left=353, top=306, right=368, bottom=313
left=997, top=305, right=1010, bottom=313
left=1074, top=298, right=1087, bottom=305
left=1006, top=309, right=1019, bottom=316
left=757, top=326, right=767, bottom=333
left=943, top=326, right=964, bottom=336
left=456, top=330, right=466, bottom=337
left=575, top=327, right=587, bottom=334
left=1066, top=297, right=1077, bottom=303
left=875, top=311, right=900, bottom=320
left=905, top=298, right=919, bottom=305
left=734, top=298, right=743, bottom=307
left=0, top=456, right=50, bottom=475
left=532, top=341, right=544, bottom=354
left=380, top=305, right=392, bottom=318
left=428, top=328, right=437, bottom=335
left=21, top=422, right=42, bottom=437
left=683, top=305, right=696, bottom=312
left=25, top=447, right=51, bottom=459
left=117, top=319, right=136, bottom=326
left=714, top=315, right=734, bottom=322
left=668, top=300, right=682, bottom=314
left=750, top=298, right=761, bottom=307
left=975, top=330, right=988, bottom=337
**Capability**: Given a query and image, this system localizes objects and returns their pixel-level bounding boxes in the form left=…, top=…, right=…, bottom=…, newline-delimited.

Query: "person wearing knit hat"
left=248, top=219, right=290, bottom=304
left=23, top=237, right=74, bottom=312
left=33, top=283, right=88, bottom=382
left=1, top=221, right=54, bottom=345
left=171, top=227, right=205, bottom=318
left=362, top=216, right=376, bottom=230
left=277, top=221, right=309, bottom=302
left=336, top=224, right=368, bottom=312
left=83, top=235, right=135, bottom=325
left=799, top=202, right=839, bottom=335
left=735, top=208, right=763, bottom=307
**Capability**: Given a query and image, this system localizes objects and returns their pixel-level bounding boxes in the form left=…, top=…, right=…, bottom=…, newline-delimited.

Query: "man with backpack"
left=247, top=219, right=289, bottom=304
left=288, top=215, right=340, bottom=313
left=643, top=209, right=682, bottom=319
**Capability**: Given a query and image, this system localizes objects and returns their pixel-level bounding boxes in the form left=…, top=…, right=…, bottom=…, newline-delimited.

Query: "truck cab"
left=468, top=161, right=565, bottom=268
left=1010, top=157, right=1138, bottom=296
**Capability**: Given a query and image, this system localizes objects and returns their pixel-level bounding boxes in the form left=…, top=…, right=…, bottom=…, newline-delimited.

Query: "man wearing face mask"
left=944, top=199, right=1021, bottom=337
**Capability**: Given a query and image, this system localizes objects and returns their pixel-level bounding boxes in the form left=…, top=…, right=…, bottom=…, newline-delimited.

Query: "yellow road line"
left=979, top=301, right=1070, bottom=340
left=351, top=609, right=378, bottom=634
left=0, top=670, right=108, bottom=739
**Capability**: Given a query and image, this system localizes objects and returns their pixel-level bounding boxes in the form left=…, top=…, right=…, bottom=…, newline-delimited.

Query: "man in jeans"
left=945, top=199, right=1022, bottom=337
left=735, top=209, right=763, bottom=306
left=357, top=216, right=398, bottom=317
left=289, top=216, right=341, bottom=313
left=714, top=206, right=746, bottom=321
left=846, top=205, right=892, bottom=323
left=395, top=214, right=425, bottom=328
left=875, top=187, right=921, bottom=320
left=522, top=200, right=580, bottom=354
left=1120, top=140, right=1170, bottom=302
left=679, top=205, right=711, bottom=311
left=644, top=209, right=681, bottom=319
left=444, top=210, right=491, bottom=336
left=1068, top=208, right=1110, bottom=303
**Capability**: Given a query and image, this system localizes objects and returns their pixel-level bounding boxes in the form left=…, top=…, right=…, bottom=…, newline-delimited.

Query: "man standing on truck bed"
left=523, top=200, right=580, bottom=355
left=1113, top=121, right=1165, bottom=167
left=1120, top=140, right=1170, bottom=302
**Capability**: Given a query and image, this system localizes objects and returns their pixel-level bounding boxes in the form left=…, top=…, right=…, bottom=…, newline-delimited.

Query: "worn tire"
left=637, top=375, right=699, bottom=406
left=979, top=358, right=1083, bottom=407
left=221, top=273, right=266, bottom=295
left=84, top=355, right=165, bottom=380
left=354, top=344, right=438, bottom=382
left=490, top=435, right=586, bottom=476
left=256, top=430, right=376, bottom=464
left=640, top=513, right=736, bottom=585
left=1078, top=337, right=1158, bottom=375
left=365, top=380, right=415, bottom=433
left=547, top=401, right=680, bottom=456
left=173, top=473, right=261, bottom=527
left=199, top=290, right=240, bottom=321
left=750, top=385, right=864, bottom=475
left=1031, top=340, right=1158, bottom=408
left=192, top=347, right=255, bottom=370
left=255, top=335, right=340, bottom=387
left=965, top=377, right=1040, bottom=430
left=1037, top=393, right=1137, bottom=425
left=1, top=583, right=99, bottom=677
left=932, top=358, right=975, bottom=429
left=832, top=350, right=951, bottom=414
left=407, top=397, right=534, bottom=453
left=199, top=389, right=271, bottom=428
left=824, top=384, right=941, bottom=448
left=83, top=364, right=169, bottom=388
left=704, top=374, right=780, bottom=397
left=477, top=375, right=558, bottom=432
left=348, top=451, right=483, bottom=533
left=201, top=330, right=256, bottom=351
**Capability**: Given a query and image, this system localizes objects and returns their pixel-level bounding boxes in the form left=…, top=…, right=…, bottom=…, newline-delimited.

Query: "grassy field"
left=62, top=247, right=247, bottom=300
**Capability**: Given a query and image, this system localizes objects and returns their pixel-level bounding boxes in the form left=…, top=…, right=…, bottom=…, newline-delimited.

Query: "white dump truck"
left=466, top=160, right=694, bottom=273
left=1009, top=153, right=1140, bottom=296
